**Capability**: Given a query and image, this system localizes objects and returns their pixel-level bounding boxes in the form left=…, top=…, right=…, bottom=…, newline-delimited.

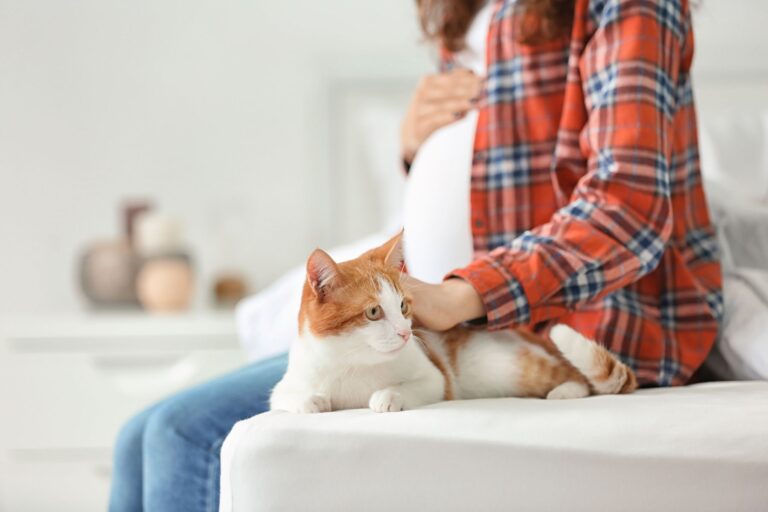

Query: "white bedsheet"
left=220, top=381, right=768, bottom=512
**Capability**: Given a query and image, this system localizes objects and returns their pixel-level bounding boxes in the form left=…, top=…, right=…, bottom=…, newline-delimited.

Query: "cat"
left=270, top=233, right=637, bottom=414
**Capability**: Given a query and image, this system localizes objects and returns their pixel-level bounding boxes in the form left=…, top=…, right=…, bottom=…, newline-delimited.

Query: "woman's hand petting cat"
left=401, top=68, right=483, bottom=164
left=401, top=275, right=486, bottom=331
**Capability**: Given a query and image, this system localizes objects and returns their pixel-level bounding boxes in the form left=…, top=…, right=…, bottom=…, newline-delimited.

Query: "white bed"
left=220, top=382, right=768, bottom=512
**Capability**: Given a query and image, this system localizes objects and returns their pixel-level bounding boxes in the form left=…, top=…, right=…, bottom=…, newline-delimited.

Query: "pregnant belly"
left=402, top=110, right=478, bottom=283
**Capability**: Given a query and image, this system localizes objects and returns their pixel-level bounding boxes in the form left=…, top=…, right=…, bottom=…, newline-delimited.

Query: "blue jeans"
left=108, top=353, right=288, bottom=512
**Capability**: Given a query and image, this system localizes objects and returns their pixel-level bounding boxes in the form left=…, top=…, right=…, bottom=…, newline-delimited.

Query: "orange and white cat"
left=270, top=233, right=636, bottom=414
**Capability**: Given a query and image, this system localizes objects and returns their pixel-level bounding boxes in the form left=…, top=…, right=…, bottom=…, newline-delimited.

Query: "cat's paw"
left=273, top=393, right=331, bottom=414
left=546, top=381, right=589, bottom=400
left=296, top=394, right=332, bottom=414
left=369, top=388, right=404, bottom=413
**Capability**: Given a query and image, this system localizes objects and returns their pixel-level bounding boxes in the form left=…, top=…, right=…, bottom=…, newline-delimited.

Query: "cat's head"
left=298, top=232, right=413, bottom=365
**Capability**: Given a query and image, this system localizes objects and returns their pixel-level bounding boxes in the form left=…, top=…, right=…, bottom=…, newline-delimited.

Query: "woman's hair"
left=417, top=0, right=575, bottom=51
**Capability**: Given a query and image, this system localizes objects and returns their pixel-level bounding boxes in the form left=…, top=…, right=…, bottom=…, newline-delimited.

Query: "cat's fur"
left=270, top=233, right=636, bottom=414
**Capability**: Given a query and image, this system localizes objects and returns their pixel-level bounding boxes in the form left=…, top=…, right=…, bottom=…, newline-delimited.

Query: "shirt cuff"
left=448, top=257, right=532, bottom=331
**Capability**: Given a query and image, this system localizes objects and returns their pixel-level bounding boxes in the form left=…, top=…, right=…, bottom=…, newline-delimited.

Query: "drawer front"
left=1, top=450, right=111, bottom=512
left=1, top=348, right=246, bottom=450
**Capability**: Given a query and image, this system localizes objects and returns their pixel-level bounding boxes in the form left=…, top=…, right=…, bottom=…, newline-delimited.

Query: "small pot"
left=136, top=254, right=194, bottom=313
left=79, top=239, right=140, bottom=308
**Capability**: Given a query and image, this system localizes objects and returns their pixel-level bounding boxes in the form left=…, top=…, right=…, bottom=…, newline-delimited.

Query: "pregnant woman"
left=109, top=1, right=722, bottom=510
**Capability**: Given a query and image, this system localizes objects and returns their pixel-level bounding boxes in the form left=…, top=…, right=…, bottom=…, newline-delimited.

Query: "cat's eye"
left=400, top=299, right=408, bottom=314
left=365, top=306, right=383, bottom=321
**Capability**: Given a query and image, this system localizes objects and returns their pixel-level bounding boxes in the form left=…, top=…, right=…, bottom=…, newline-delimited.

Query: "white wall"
left=0, top=0, right=431, bottom=314
left=692, top=0, right=768, bottom=78
left=1, top=0, right=766, bottom=315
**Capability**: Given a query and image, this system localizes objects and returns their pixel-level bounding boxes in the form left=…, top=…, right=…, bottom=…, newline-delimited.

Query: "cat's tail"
left=549, top=324, right=637, bottom=395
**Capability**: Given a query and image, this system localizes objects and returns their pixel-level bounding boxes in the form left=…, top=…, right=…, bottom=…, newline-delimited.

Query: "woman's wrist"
left=402, top=274, right=485, bottom=331
left=441, top=278, right=485, bottom=326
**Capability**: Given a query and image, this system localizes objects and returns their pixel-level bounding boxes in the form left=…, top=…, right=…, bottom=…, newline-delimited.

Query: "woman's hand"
left=401, top=68, right=483, bottom=164
left=401, top=275, right=486, bottom=331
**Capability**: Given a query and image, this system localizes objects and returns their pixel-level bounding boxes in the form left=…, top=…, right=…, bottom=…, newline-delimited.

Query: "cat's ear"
left=374, top=230, right=404, bottom=268
left=306, top=249, right=339, bottom=300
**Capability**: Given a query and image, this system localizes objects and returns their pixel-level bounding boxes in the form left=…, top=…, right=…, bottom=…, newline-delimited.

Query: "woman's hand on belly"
left=402, top=274, right=485, bottom=331
left=401, top=68, right=482, bottom=164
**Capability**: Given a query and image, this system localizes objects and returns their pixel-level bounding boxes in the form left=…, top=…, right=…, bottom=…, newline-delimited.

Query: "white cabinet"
left=0, top=313, right=247, bottom=512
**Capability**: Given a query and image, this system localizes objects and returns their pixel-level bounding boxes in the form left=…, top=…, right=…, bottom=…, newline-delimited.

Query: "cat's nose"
left=397, top=329, right=412, bottom=342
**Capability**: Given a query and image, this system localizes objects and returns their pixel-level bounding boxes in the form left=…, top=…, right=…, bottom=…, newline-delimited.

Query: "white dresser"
left=0, top=313, right=247, bottom=512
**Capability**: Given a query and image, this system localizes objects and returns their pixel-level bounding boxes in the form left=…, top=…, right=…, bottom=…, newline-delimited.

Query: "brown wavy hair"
left=417, top=0, right=575, bottom=51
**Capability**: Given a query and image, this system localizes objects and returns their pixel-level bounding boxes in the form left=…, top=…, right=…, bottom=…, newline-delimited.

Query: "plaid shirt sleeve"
left=451, top=1, right=685, bottom=330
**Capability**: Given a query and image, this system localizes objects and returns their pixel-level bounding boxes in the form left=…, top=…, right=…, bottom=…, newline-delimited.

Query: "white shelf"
left=0, top=310, right=247, bottom=511
left=2, top=310, right=237, bottom=338
left=1, top=311, right=240, bottom=353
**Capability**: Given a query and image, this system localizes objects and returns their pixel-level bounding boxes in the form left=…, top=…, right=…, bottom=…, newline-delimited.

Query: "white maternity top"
left=402, top=2, right=493, bottom=283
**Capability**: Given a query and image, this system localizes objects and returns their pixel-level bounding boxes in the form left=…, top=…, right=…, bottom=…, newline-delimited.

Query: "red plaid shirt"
left=445, top=0, right=722, bottom=386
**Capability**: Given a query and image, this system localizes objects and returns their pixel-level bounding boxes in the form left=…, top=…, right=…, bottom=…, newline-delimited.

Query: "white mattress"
left=220, top=382, right=768, bottom=512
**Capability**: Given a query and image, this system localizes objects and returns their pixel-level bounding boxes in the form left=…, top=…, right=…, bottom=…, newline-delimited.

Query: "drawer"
left=1, top=449, right=112, bottom=512
left=1, top=348, right=246, bottom=450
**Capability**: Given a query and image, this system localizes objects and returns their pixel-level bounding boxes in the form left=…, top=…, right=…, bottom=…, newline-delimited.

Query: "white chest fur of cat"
left=270, top=234, right=636, bottom=414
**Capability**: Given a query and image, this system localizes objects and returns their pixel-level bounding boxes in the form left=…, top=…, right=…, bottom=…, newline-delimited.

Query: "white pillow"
left=698, top=109, right=768, bottom=380
left=699, top=109, right=768, bottom=203
left=705, top=180, right=768, bottom=272
left=708, top=269, right=768, bottom=380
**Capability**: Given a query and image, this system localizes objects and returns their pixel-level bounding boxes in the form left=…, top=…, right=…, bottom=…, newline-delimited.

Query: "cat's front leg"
left=369, top=388, right=404, bottom=413
left=270, top=378, right=331, bottom=414
left=273, top=393, right=332, bottom=414
left=369, top=375, right=444, bottom=413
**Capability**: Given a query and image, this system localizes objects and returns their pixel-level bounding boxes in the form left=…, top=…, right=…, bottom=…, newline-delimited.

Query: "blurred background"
left=0, top=0, right=767, bottom=510
left=0, top=0, right=430, bottom=315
